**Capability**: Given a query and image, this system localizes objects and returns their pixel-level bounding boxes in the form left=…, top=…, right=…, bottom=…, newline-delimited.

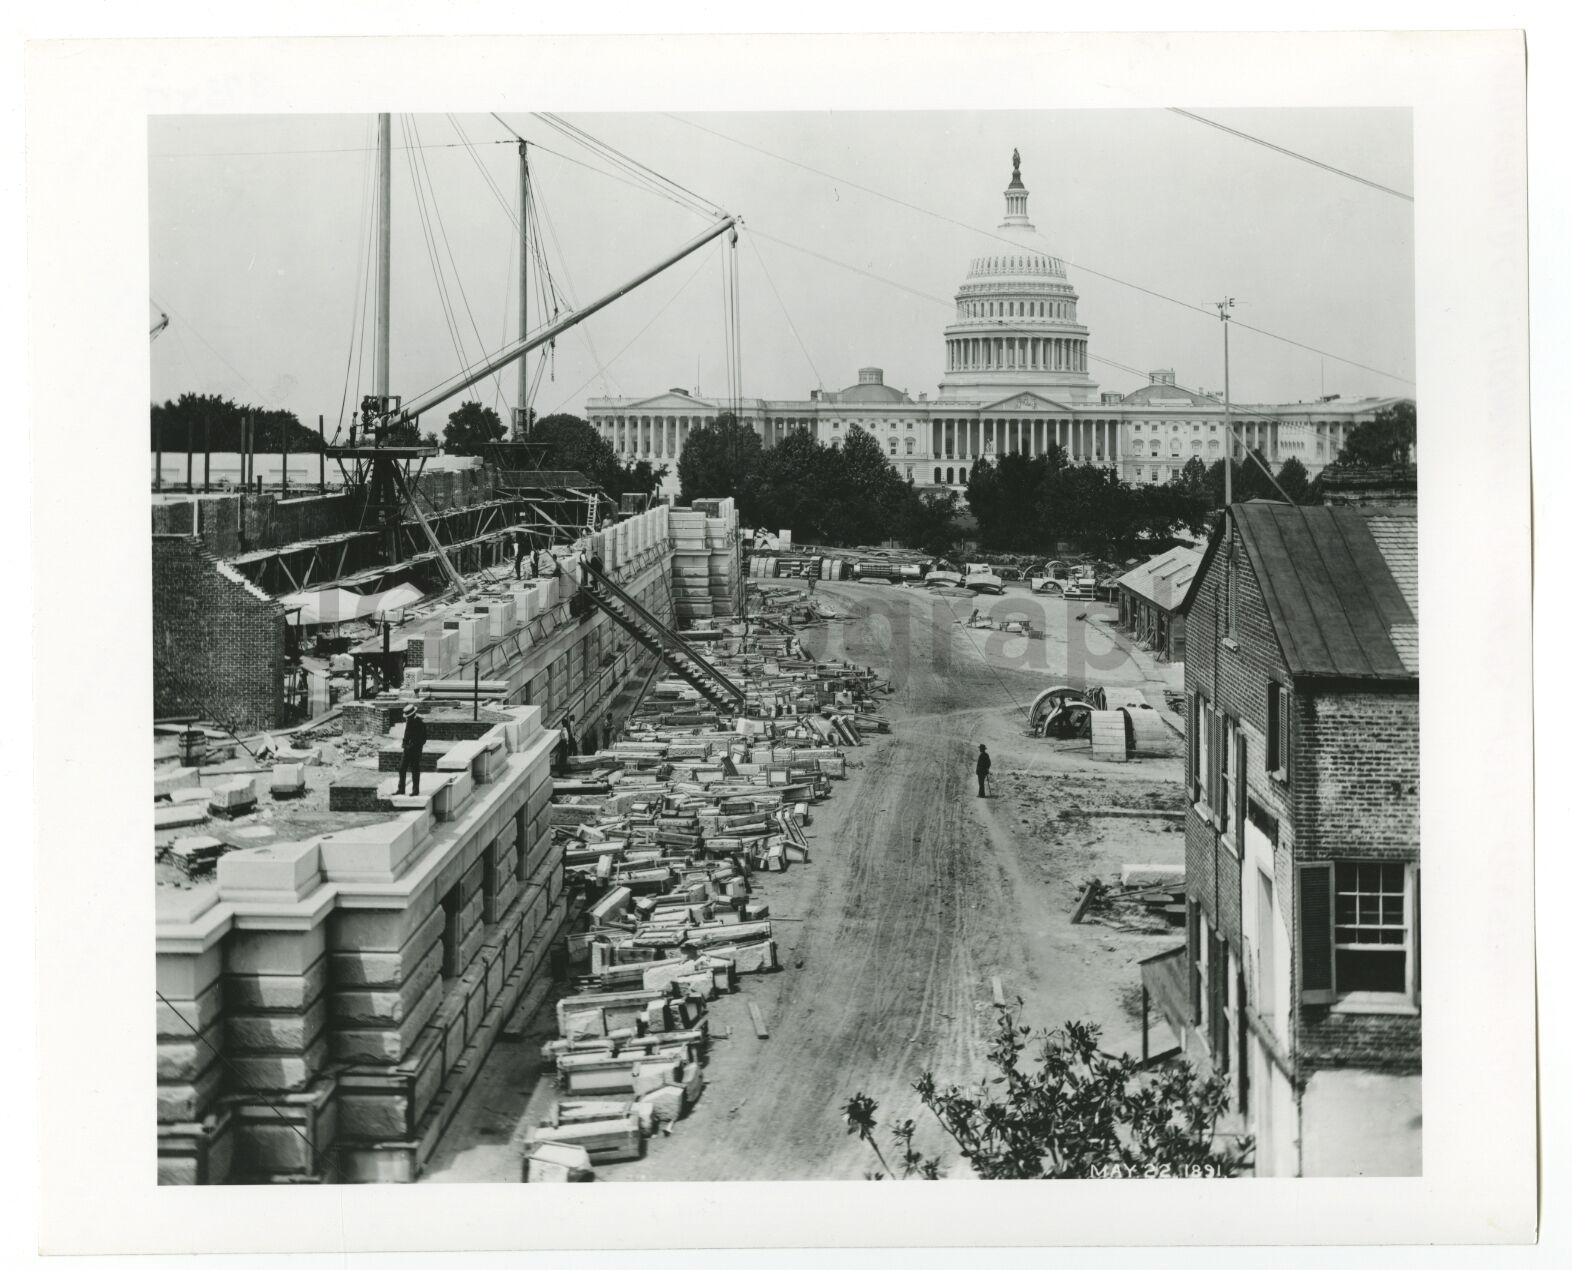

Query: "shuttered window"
left=1267, top=680, right=1292, bottom=784
left=1299, top=863, right=1335, bottom=1004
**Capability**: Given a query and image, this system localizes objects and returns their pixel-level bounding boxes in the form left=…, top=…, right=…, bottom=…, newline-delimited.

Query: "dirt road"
left=423, top=581, right=1186, bottom=1183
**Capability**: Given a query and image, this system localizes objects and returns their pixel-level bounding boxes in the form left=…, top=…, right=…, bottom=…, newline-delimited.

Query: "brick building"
left=153, top=535, right=286, bottom=731
left=1144, top=499, right=1419, bottom=1176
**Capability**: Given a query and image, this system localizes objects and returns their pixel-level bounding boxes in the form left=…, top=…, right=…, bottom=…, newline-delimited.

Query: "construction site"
left=154, top=474, right=1194, bottom=1183
left=152, top=113, right=1202, bottom=1186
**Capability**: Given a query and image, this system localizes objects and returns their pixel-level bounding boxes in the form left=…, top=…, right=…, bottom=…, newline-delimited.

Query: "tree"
left=897, top=485, right=962, bottom=558
left=841, top=1007, right=1252, bottom=1180
left=1329, top=401, right=1416, bottom=469
left=1205, top=449, right=1277, bottom=507
left=1275, top=455, right=1313, bottom=504
left=442, top=400, right=506, bottom=456
left=150, top=393, right=322, bottom=453
left=752, top=428, right=831, bottom=539
left=1171, top=455, right=1210, bottom=501
left=676, top=413, right=764, bottom=507
left=531, top=412, right=666, bottom=500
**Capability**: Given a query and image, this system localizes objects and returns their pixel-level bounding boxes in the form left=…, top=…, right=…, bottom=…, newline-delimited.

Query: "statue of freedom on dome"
left=1011, top=148, right=1021, bottom=180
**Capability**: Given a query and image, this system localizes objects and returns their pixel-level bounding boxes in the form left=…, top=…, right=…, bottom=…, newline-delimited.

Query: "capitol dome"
left=937, top=152, right=1099, bottom=405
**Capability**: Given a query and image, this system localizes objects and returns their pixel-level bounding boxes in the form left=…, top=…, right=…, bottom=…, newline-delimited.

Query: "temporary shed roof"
left=1115, top=545, right=1203, bottom=613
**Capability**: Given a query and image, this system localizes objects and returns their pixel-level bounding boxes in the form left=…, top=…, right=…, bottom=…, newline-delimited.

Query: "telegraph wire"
left=746, top=233, right=823, bottom=390
left=662, top=112, right=1414, bottom=388
left=1166, top=108, right=1414, bottom=202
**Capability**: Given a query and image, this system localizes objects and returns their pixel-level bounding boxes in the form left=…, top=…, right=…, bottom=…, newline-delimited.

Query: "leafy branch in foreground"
left=842, top=1007, right=1253, bottom=1179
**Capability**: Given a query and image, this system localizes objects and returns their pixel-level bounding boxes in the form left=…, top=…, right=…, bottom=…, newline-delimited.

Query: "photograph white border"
left=28, top=24, right=1535, bottom=1256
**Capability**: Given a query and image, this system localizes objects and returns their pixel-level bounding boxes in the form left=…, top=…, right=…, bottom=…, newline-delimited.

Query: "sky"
left=148, top=109, right=1414, bottom=437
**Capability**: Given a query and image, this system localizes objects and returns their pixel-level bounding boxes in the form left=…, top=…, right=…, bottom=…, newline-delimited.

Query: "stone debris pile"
left=520, top=623, right=890, bottom=1178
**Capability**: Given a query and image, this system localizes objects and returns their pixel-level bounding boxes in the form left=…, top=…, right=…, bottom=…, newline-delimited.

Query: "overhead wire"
left=1166, top=108, right=1414, bottom=202
left=745, top=233, right=823, bottom=389
left=661, top=112, right=1414, bottom=388
left=537, top=247, right=714, bottom=419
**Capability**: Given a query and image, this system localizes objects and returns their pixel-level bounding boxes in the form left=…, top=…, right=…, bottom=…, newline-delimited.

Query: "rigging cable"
left=745, top=231, right=822, bottom=389
left=333, top=116, right=377, bottom=442
left=400, top=116, right=477, bottom=398
left=410, top=116, right=509, bottom=415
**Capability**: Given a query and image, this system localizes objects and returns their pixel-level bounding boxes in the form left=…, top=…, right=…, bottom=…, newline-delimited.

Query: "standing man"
left=397, top=703, right=427, bottom=796
left=513, top=527, right=528, bottom=579
left=975, top=742, right=991, bottom=798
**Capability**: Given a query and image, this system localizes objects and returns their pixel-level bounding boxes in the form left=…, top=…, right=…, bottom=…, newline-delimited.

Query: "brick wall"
left=1293, top=690, right=1420, bottom=860
left=1184, top=516, right=1421, bottom=1083
left=153, top=535, right=285, bottom=730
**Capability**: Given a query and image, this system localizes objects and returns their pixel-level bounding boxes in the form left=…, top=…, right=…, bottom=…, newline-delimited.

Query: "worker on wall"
left=396, top=703, right=427, bottom=797
left=975, top=742, right=991, bottom=798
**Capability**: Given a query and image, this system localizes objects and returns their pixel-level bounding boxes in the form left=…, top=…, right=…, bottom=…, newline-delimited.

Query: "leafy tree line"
left=442, top=402, right=666, bottom=501
left=151, top=393, right=325, bottom=453
left=965, top=445, right=1210, bottom=556
left=677, top=416, right=964, bottom=555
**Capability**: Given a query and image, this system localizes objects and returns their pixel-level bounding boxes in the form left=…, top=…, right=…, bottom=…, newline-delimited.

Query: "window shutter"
left=1187, top=900, right=1202, bottom=1023
left=1207, top=709, right=1222, bottom=817
left=1235, top=731, right=1248, bottom=839
left=1299, top=863, right=1335, bottom=1004
left=1209, top=935, right=1230, bottom=1066
left=1414, top=867, right=1422, bottom=1006
left=1278, top=688, right=1292, bottom=782
left=1187, top=693, right=1199, bottom=800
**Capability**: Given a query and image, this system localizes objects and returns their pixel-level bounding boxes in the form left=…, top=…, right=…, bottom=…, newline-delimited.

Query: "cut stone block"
left=318, top=814, right=426, bottom=880
left=270, top=764, right=307, bottom=797
left=169, top=787, right=215, bottom=805
left=524, top=1141, right=594, bottom=1182
left=216, top=839, right=323, bottom=900
left=155, top=803, right=209, bottom=830
left=526, top=1117, right=640, bottom=1164
left=210, top=776, right=261, bottom=809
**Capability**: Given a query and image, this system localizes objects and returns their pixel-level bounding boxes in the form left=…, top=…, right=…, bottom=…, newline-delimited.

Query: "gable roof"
left=1184, top=502, right=1418, bottom=683
left=1115, top=545, right=1204, bottom=612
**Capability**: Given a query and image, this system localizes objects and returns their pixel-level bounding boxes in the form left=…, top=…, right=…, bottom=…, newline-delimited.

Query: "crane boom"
left=150, top=312, right=170, bottom=341
left=392, top=215, right=738, bottom=426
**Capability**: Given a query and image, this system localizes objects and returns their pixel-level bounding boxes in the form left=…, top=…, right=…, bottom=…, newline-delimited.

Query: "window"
left=934, top=467, right=942, bottom=484
left=1266, top=681, right=1290, bottom=781
left=905, top=438, right=915, bottom=454
left=1220, top=718, right=1245, bottom=850
left=1300, top=862, right=1421, bottom=1004
left=889, top=439, right=898, bottom=455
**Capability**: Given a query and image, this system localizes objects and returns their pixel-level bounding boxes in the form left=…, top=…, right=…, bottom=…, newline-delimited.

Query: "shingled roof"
left=1186, top=501, right=1418, bottom=683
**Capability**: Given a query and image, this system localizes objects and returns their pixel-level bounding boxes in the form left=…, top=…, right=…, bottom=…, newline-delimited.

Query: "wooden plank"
left=1070, top=880, right=1103, bottom=924
left=747, top=1001, right=770, bottom=1039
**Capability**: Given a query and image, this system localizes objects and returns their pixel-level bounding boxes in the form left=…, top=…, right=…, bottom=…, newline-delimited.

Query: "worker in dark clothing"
left=553, top=713, right=577, bottom=775
left=397, top=703, right=427, bottom=796
left=975, top=743, right=991, bottom=798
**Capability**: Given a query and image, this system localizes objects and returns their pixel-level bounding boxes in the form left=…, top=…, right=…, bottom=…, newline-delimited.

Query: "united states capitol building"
left=587, top=154, right=1411, bottom=498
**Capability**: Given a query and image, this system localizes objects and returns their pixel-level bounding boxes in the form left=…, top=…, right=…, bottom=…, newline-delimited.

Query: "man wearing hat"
left=397, top=703, right=428, bottom=796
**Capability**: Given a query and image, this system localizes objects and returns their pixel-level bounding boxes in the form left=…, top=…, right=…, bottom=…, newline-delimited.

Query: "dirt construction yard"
left=422, top=580, right=1188, bottom=1182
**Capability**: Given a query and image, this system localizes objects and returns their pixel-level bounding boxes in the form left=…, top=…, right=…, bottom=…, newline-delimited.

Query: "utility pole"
left=516, top=140, right=529, bottom=439
left=1217, top=297, right=1234, bottom=506
left=374, top=113, right=392, bottom=408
